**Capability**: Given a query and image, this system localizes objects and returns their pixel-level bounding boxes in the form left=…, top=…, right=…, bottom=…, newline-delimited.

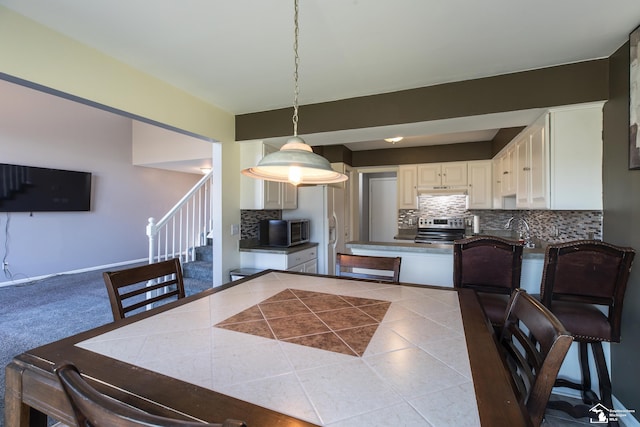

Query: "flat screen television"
left=0, top=163, right=92, bottom=212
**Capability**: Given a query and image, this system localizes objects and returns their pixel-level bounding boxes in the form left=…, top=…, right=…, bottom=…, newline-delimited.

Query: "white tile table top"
left=77, top=272, right=480, bottom=426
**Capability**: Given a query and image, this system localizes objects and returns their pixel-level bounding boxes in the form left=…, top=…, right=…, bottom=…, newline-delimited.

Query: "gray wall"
left=604, top=42, right=640, bottom=419
left=0, top=80, right=201, bottom=284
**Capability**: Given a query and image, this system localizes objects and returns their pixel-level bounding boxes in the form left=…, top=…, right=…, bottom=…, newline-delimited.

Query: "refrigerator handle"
left=329, top=213, right=337, bottom=246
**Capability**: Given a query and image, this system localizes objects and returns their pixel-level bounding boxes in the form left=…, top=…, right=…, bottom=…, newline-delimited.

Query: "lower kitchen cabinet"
left=240, top=244, right=318, bottom=273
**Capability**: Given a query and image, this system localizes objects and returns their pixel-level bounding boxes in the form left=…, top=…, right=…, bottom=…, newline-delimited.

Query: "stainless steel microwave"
left=259, top=219, right=310, bottom=247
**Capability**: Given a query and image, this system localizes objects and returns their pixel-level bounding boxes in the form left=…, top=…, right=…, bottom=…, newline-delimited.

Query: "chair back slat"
left=54, top=363, right=246, bottom=427
left=335, top=253, right=401, bottom=283
left=103, top=258, right=186, bottom=321
left=499, top=289, right=573, bottom=427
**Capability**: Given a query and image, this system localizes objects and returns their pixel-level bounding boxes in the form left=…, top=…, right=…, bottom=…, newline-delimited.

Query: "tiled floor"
left=75, top=272, right=612, bottom=426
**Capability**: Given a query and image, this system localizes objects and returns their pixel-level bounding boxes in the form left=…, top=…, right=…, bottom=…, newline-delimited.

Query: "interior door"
left=369, top=177, right=397, bottom=242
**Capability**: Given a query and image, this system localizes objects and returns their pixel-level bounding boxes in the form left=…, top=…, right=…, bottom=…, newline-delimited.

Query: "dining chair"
left=539, top=240, right=635, bottom=420
left=499, top=288, right=573, bottom=427
left=103, top=258, right=186, bottom=321
left=54, top=362, right=246, bottom=427
left=335, top=253, right=401, bottom=283
left=453, top=236, right=524, bottom=329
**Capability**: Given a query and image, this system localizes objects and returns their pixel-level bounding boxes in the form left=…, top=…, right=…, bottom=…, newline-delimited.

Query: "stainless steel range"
left=414, top=217, right=466, bottom=244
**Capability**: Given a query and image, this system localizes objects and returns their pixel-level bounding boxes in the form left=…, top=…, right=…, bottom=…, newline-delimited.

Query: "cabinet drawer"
left=287, top=247, right=317, bottom=268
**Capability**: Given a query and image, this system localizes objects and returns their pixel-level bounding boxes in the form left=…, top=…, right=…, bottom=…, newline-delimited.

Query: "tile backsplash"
left=240, top=209, right=281, bottom=240
left=398, top=194, right=602, bottom=243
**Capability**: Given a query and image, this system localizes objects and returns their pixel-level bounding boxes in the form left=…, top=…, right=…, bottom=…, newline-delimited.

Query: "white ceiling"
left=2, top=0, right=640, bottom=150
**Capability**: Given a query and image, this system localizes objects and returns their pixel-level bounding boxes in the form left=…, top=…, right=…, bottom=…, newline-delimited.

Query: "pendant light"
left=241, top=0, right=348, bottom=186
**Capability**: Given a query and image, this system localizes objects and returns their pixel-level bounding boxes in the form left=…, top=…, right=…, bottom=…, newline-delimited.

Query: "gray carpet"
left=0, top=264, right=212, bottom=426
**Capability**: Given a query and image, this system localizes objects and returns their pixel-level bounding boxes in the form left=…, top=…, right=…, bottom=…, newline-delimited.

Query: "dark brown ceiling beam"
left=236, top=59, right=608, bottom=141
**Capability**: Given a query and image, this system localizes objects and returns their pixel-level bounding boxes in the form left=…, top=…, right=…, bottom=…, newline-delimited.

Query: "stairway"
left=182, top=244, right=213, bottom=282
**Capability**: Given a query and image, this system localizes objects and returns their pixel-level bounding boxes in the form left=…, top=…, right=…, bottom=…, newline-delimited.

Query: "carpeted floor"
left=0, top=264, right=212, bottom=426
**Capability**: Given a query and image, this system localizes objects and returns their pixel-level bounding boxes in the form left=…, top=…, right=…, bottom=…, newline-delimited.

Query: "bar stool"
left=540, top=240, right=635, bottom=422
left=453, top=236, right=524, bottom=329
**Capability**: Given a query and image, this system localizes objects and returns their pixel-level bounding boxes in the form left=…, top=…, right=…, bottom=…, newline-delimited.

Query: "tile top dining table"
left=5, top=270, right=529, bottom=427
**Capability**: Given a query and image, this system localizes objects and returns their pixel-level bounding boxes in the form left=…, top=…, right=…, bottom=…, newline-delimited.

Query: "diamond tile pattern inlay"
left=215, top=288, right=391, bottom=356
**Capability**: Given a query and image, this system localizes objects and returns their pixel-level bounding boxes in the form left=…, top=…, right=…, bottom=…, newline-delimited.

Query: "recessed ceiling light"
left=384, top=137, right=403, bottom=144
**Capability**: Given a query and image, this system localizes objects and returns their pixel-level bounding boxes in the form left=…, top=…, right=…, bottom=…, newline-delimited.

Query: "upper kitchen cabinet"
left=495, top=102, right=603, bottom=210
left=417, top=162, right=467, bottom=188
left=548, top=104, right=603, bottom=210
left=397, top=164, right=418, bottom=209
left=515, top=117, right=547, bottom=209
left=467, top=160, right=492, bottom=209
left=493, top=145, right=516, bottom=207
left=240, top=141, right=298, bottom=210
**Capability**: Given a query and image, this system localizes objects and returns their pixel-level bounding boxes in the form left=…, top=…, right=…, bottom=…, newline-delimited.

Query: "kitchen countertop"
left=347, top=238, right=546, bottom=258
left=239, top=241, right=318, bottom=254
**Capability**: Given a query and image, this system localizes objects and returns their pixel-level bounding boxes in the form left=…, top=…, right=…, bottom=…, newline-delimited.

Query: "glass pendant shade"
left=241, top=137, right=347, bottom=186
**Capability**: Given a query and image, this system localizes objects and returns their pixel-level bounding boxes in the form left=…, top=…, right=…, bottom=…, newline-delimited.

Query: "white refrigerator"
left=283, top=185, right=345, bottom=275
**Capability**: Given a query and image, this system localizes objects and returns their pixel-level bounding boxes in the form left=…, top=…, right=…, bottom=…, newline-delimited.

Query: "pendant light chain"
left=292, top=0, right=300, bottom=137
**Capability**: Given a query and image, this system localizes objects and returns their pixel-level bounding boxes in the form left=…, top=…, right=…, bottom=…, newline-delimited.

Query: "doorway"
left=361, top=172, right=397, bottom=242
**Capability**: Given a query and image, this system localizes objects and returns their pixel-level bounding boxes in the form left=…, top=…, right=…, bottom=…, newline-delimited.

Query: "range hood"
left=417, top=186, right=468, bottom=196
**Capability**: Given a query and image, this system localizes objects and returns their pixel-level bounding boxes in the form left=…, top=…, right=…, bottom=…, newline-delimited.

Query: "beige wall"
left=0, top=6, right=241, bottom=283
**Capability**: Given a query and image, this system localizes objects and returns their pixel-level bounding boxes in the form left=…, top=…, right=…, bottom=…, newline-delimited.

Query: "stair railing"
left=146, top=171, right=213, bottom=265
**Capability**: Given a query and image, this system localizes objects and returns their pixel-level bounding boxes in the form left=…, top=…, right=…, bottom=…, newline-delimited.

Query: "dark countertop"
left=239, top=241, right=318, bottom=254
left=348, top=238, right=546, bottom=258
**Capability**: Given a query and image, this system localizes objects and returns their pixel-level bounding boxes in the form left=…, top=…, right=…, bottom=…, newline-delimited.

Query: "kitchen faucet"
left=504, top=216, right=535, bottom=248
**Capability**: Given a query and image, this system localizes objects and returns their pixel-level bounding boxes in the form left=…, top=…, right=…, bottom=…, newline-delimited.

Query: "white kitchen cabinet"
left=549, top=103, right=603, bottom=210
left=240, top=142, right=297, bottom=209
left=397, top=161, right=468, bottom=209
left=467, top=160, right=492, bottom=209
left=417, top=162, right=467, bottom=188
left=502, top=102, right=603, bottom=210
left=397, top=164, right=418, bottom=209
left=240, top=245, right=317, bottom=272
left=501, top=146, right=517, bottom=196
left=516, top=116, right=548, bottom=209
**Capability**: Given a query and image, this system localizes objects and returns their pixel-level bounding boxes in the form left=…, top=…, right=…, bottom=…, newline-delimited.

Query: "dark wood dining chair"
left=54, top=362, right=246, bottom=427
left=453, top=236, right=524, bottom=328
left=499, top=289, right=573, bottom=427
left=335, top=253, right=401, bottom=283
left=539, top=240, right=635, bottom=421
left=103, top=258, right=186, bottom=321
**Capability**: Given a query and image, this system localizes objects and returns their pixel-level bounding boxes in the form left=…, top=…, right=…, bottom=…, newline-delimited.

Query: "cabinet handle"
left=503, top=171, right=509, bottom=175
left=523, top=167, right=531, bottom=171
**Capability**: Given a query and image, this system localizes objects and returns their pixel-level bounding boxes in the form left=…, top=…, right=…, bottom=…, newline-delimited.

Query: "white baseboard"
left=614, top=395, right=640, bottom=427
left=0, top=258, right=147, bottom=288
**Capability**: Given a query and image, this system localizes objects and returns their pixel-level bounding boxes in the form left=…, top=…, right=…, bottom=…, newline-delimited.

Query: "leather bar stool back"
left=540, top=240, right=635, bottom=421
left=453, top=236, right=524, bottom=328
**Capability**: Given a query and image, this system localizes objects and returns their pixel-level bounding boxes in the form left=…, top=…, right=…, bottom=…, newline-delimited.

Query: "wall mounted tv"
left=0, top=163, right=92, bottom=212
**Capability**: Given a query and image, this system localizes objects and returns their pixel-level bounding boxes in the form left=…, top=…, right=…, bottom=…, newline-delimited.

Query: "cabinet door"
left=467, top=161, right=492, bottom=209
left=528, top=124, right=548, bottom=208
left=441, top=162, right=467, bottom=187
left=281, top=183, right=298, bottom=209
left=493, top=156, right=503, bottom=208
left=397, top=165, right=418, bottom=209
left=263, top=180, right=282, bottom=209
left=417, top=164, right=441, bottom=187
left=515, top=135, right=531, bottom=208
left=303, top=259, right=317, bottom=274
left=549, top=104, right=603, bottom=209
left=502, top=146, right=516, bottom=195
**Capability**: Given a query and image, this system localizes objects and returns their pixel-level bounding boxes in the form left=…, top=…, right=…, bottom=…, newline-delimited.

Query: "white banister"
left=147, top=171, right=213, bottom=265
